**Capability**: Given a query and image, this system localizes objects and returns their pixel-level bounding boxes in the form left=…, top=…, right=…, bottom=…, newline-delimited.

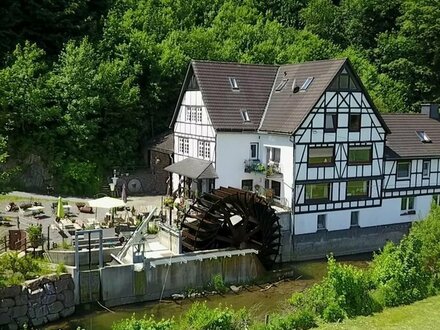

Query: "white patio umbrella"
left=88, top=196, right=126, bottom=225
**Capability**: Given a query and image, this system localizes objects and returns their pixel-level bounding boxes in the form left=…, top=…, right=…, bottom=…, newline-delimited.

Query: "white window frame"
left=250, top=143, right=259, bottom=160
left=196, top=107, right=202, bottom=123
left=400, top=197, right=415, bottom=215
left=266, top=147, right=281, bottom=165
left=396, top=161, right=411, bottom=179
left=178, top=137, right=189, bottom=155
left=317, top=214, right=327, bottom=231
left=197, top=140, right=210, bottom=159
left=185, top=107, right=191, bottom=122
left=422, top=160, right=430, bottom=178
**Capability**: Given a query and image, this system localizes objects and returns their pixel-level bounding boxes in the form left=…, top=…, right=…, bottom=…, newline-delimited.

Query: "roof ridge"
left=277, top=57, right=347, bottom=68
left=191, top=59, right=279, bottom=68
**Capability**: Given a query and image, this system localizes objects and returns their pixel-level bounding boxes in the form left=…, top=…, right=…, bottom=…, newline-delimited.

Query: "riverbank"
left=46, top=254, right=371, bottom=329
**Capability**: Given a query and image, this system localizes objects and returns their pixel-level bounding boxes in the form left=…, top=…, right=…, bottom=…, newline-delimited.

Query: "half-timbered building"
left=166, top=58, right=440, bottom=259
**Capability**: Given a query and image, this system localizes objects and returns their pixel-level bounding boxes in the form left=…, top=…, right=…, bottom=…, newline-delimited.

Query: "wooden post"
left=47, top=226, right=50, bottom=250
left=265, top=314, right=270, bottom=325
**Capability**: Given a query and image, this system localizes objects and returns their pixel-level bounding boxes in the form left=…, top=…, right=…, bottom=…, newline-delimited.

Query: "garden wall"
left=0, top=274, right=75, bottom=329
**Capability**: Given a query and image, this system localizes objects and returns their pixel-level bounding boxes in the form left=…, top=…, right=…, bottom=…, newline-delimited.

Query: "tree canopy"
left=0, top=0, right=437, bottom=195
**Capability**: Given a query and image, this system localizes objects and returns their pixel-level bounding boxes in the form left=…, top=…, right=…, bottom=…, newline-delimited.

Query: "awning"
left=164, top=158, right=218, bottom=180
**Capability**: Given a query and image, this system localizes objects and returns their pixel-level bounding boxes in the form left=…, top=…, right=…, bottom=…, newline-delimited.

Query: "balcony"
left=244, top=159, right=265, bottom=173
left=266, top=161, right=282, bottom=177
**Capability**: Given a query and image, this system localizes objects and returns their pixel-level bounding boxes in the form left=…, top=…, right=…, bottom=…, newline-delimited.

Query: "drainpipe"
left=289, top=134, right=296, bottom=238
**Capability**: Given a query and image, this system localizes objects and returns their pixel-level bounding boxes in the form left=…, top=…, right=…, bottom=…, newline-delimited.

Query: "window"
left=198, top=141, right=210, bottom=159
left=324, top=113, right=337, bottom=132
left=179, top=138, right=189, bottom=155
left=300, top=77, right=314, bottom=90
left=240, top=110, right=250, bottom=122
left=275, top=79, right=289, bottom=91
left=348, top=114, right=361, bottom=132
left=308, top=147, right=334, bottom=166
left=271, top=180, right=281, bottom=198
left=241, top=180, right=253, bottom=191
left=185, top=106, right=202, bottom=122
left=229, top=77, right=239, bottom=90
left=401, top=197, right=415, bottom=215
left=266, top=147, right=281, bottom=164
left=350, top=211, right=359, bottom=227
left=416, top=130, right=431, bottom=143
left=396, top=161, right=410, bottom=179
left=306, top=183, right=330, bottom=201
left=250, top=143, right=259, bottom=160
left=347, top=180, right=369, bottom=199
left=317, top=214, right=327, bottom=230
left=423, top=160, right=430, bottom=178
left=348, top=146, right=372, bottom=165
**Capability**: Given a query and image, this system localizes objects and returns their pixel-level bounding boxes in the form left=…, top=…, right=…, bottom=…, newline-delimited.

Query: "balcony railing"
left=244, top=159, right=265, bottom=173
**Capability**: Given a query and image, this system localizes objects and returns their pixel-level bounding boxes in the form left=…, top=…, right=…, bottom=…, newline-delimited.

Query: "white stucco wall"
left=294, top=195, right=433, bottom=235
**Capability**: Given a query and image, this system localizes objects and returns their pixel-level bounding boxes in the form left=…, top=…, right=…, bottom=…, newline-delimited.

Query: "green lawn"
left=319, top=295, right=440, bottom=330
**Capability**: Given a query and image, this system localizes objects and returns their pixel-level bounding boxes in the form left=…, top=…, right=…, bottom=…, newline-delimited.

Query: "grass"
left=319, top=294, right=440, bottom=330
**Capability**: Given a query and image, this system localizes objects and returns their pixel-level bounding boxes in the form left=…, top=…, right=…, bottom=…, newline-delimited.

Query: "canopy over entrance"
left=88, top=196, right=126, bottom=209
left=164, top=157, right=218, bottom=179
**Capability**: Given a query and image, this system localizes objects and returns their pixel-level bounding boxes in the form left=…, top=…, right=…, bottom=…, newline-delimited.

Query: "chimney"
left=421, top=103, right=440, bottom=120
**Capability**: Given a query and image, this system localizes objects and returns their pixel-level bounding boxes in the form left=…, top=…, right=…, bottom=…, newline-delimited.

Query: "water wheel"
left=181, top=187, right=281, bottom=269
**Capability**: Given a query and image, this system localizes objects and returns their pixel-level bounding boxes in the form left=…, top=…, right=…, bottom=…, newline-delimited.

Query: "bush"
left=266, top=310, right=316, bottom=330
left=322, top=302, right=346, bottom=323
left=182, top=302, right=247, bottom=330
left=112, top=315, right=174, bottom=330
left=0, top=252, right=41, bottom=287
left=370, top=237, right=430, bottom=307
left=210, top=274, right=227, bottom=294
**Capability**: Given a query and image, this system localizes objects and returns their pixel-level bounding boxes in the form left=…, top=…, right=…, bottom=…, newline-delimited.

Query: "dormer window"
left=275, top=79, right=289, bottom=92
left=416, top=130, right=431, bottom=143
left=300, top=77, right=314, bottom=90
left=240, top=109, right=250, bottom=122
left=229, top=77, right=239, bottom=90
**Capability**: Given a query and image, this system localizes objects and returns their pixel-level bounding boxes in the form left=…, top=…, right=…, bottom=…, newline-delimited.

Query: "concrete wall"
left=99, top=253, right=265, bottom=307
left=157, top=224, right=182, bottom=254
left=290, top=222, right=411, bottom=261
left=0, top=274, right=75, bottom=328
left=48, top=247, right=121, bottom=266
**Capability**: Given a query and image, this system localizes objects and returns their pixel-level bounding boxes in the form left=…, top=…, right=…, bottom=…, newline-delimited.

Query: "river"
left=46, top=254, right=371, bottom=330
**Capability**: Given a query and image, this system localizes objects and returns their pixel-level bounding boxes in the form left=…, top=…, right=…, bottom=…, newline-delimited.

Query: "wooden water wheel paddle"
left=180, top=187, right=281, bottom=269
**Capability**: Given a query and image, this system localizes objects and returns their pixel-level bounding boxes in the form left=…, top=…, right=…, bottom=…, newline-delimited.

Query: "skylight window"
left=229, top=77, right=239, bottom=90
left=300, top=77, right=314, bottom=90
left=240, top=110, right=250, bottom=122
left=416, top=130, right=432, bottom=143
left=275, top=79, right=289, bottom=91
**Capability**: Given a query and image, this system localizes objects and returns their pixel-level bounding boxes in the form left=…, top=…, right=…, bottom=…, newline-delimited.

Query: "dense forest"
left=0, top=0, right=438, bottom=195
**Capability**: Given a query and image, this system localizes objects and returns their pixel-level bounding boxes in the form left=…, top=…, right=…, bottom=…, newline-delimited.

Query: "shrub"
left=183, top=302, right=233, bottom=330
left=370, top=237, right=430, bottom=307
left=322, top=302, right=346, bottom=323
left=210, top=274, right=227, bottom=294
left=266, top=310, right=316, bottom=330
left=26, top=225, right=42, bottom=247
left=56, top=263, right=67, bottom=274
left=112, top=315, right=174, bottom=330
left=0, top=252, right=41, bottom=287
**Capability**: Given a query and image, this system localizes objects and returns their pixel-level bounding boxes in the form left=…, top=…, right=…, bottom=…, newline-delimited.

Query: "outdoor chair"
left=79, top=206, right=94, bottom=214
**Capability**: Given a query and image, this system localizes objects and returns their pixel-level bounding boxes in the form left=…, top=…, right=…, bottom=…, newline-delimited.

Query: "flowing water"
left=46, top=254, right=371, bottom=330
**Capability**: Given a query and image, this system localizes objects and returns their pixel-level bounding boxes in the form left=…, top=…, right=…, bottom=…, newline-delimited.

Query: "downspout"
left=289, top=134, right=296, bottom=238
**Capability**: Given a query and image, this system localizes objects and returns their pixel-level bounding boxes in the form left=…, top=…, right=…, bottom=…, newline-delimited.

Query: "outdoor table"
left=27, top=206, right=45, bottom=216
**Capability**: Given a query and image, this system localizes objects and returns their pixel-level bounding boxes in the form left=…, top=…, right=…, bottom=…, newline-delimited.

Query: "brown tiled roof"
left=259, top=59, right=346, bottom=134
left=383, top=114, right=440, bottom=158
left=191, top=61, right=278, bottom=131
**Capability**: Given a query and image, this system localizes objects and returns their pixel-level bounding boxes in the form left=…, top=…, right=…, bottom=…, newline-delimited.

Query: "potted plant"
left=26, top=225, right=42, bottom=248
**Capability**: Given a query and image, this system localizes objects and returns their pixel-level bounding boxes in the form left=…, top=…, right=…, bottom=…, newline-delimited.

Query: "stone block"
left=28, top=288, right=44, bottom=301
left=47, top=313, right=59, bottom=322
left=1, top=299, right=15, bottom=308
left=63, top=290, right=74, bottom=308
left=31, top=317, right=45, bottom=327
left=34, top=305, right=48, bottom=318
left=0, top=307, right=8, bottom=313
left=0, top=312, right=11, bottom=325
left=42, top=294, right=56, bottom=305
left=25, top=279, right=41, bottom=291
left=67, top=278, right=74, bottom=291
left=27, top=307, right=35, bottom=319
left=59, top=273, right=71, bottom=280
left=7, top=322, right=18, bottom=330
left=0, top=286, right=21, bottom=299
left=43, top=282, right=56, bottom=295
left=60, top=306, right=75, bottom=318
left=47, top=301, right=63, bottom=314
left=15, top=316, right=29, bottom=327
left=55, top=279, right=69, bottom=293
left=14, top=294, right=27, bottom=306
left=57, top=293, right=64, bottom=301
left=12, top=305, right=27, bottom=318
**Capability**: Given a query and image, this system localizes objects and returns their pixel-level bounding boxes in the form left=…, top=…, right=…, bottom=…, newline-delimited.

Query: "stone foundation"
left=0, top=274, right=75, bottom=329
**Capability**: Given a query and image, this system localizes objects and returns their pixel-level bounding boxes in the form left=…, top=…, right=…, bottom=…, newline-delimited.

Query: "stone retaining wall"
left=0, top=274, right=75, bottom=329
